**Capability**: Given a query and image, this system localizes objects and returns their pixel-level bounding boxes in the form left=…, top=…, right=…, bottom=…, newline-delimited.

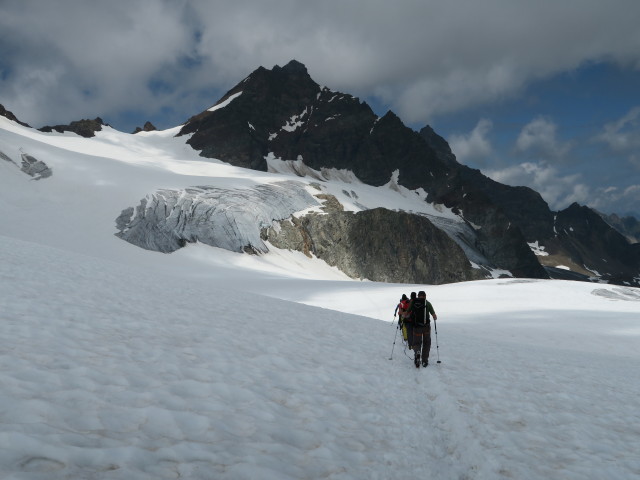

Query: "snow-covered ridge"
left=207, top=91, right=243, bottom=112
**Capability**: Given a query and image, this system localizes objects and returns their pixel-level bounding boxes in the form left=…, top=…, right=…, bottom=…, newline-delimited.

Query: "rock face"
left=39, top=117, right=107, bottom=138
left=263, top=208, right=484, bottom=284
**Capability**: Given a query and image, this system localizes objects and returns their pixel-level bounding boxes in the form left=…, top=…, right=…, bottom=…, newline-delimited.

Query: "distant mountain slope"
left=600, top=212, right=640, bottom=243
left=419, top=124, right=640, bottom=286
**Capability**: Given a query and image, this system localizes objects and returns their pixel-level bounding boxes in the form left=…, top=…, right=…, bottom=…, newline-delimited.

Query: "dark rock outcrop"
left=133, top=121, right=157, bottom=134
left=0, top=104, right=31, bottom=127
left=39, top=117, right=107, bottom=138
left=263, top=208, right=484, bottom=284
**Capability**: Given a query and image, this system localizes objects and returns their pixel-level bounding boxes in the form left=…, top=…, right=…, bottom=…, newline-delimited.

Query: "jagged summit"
left=274, top=59, right=310, bottom=77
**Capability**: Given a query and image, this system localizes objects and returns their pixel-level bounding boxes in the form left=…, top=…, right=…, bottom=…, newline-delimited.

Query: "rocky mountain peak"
left=275, top=59, right=310, bottom=76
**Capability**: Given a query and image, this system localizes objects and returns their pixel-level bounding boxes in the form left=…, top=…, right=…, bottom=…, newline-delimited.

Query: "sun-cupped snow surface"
left=1, top=235, right=639, bottom=480
left=1, top=117, right=640, bottom=479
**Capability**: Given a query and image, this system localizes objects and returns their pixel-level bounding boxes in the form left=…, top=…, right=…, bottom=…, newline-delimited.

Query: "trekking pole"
left=433, top=318, right=441, bottom=364
left=389, top=323, right=400, bottom=360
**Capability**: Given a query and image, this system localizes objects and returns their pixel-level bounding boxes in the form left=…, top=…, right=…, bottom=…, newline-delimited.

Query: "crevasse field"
left=1, top=115, right=639, bottom=479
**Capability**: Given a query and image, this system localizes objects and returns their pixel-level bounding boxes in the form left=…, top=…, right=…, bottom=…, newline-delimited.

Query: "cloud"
left=595, top=107, right=640, bottom=168
left=486, top=161, right=640, bottom=216
left=590, top=184, right=640, bottom=216
left=0, top=1, right=195, bottom=127
left=515, top=116, right=572, bottom=160
left=487, top=161, right=587, bottom=209
left=2, top=0, right=640, bottom=130
left=449, top=119, right=493, bottom=162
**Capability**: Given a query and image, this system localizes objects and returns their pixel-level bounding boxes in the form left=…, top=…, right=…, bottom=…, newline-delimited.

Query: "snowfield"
left=1, top=117, right=639, bottom=479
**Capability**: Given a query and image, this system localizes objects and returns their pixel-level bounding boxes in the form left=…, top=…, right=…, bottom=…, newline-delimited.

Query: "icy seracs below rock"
left=115, top=180, right=318, bottom=254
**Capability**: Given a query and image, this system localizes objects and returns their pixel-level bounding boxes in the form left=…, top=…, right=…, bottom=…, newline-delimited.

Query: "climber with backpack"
left=402, top=292, right=417, bottom=350
left=409, top=290, right=437, bottom=368
left=394, top=294, right=411, bottom=346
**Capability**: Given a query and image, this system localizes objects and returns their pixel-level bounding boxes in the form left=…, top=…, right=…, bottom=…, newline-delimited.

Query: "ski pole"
left=433, top=318, right=441, bottom=364
left=389, top=323, right=400, bottom=360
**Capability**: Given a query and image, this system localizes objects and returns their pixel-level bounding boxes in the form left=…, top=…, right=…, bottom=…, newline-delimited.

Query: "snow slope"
left=1, top=118, right=639, bottom=479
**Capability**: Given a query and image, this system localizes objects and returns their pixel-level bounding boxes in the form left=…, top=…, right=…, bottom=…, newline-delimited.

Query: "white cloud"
left=0, top=1, right=194, bottom=126
left=515, top=116, right=571, bottom=159
left=486, top=161, right=588, bottom=210
left=590, top=184, right=640, bottom=216
left=595, top=107, right=640, bottom=164
left=486, top=161, right=640, bottom=216
left=449, top=119, right=493, bottom=162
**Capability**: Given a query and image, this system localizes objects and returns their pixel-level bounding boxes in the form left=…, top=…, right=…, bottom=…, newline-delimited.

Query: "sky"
left=1, top=0, right=639, bottom=217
